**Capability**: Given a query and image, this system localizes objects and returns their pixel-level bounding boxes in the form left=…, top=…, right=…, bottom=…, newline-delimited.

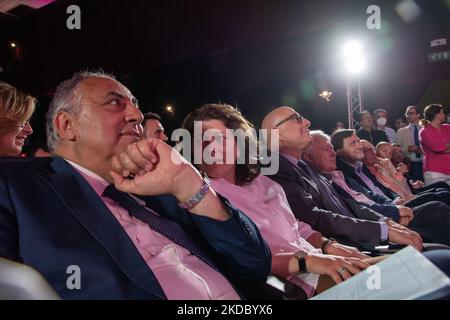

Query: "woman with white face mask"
left=374, top=109, right=397, bottom=144
left=0, top=82, right=36, bottom=157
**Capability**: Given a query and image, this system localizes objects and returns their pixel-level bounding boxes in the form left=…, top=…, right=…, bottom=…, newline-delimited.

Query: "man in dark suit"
left=331, top=129, right=450, bottom=246
left=260, top=106, right=422, bottom=251
left=355, top=111, right=388, bottom=146
left=0, top=71, right=271, bottom=299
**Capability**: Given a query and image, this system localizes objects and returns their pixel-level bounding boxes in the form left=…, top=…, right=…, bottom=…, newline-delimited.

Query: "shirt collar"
left=329, top=170, right=343, bottom=180
left=354, top=161, right=364, bottom=174
left=65, top=159, right=109, bottom=195
left=281, top=153, right=301, bottom=166
left=341, top=158, right=358, bottom=170
left=65, top=159, right=146, bottom=206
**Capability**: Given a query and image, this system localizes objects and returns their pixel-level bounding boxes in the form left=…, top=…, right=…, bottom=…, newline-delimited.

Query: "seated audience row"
left=0, top=73, right=449, bottom=300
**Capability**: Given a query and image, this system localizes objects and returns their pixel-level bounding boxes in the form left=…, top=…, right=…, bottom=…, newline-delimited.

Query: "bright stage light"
left=342, top=41, right=366, bottom=75
left=165, top=105, right=174, bottom=113
left=319, top=90, right=332, bottom=102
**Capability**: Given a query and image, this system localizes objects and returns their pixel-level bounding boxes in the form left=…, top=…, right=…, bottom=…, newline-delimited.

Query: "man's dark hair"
left=330, top=129, right=356, bottom=151
left=406, top=105, right=418, bottom=114
left=143, top=112, right=162, bottom=122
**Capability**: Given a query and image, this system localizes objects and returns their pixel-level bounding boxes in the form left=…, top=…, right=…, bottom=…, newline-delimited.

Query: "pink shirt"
left=67, top=160, right=239, bottom=300
left=331, top=171, right=375, bottom=205
left=211, top=175, right=320, bottom=298
left=419, top=124, right=450, bottom=175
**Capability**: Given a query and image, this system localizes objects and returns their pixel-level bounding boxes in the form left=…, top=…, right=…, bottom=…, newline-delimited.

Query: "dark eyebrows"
left=104, top=91, right=139, bottom=106
left=105, top=91, right=125, bottom=100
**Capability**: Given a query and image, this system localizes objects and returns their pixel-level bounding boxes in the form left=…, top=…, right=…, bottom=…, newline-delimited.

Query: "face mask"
left=376, top=117, right=387, bottom=127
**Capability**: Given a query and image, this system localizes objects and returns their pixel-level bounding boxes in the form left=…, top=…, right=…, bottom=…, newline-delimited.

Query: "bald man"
left=261, top=107, right=421, bottom=251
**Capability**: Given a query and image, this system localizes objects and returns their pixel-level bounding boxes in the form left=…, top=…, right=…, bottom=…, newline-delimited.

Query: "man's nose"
left=124, top=101, right=143, bottom=124
left=303, top=118, right=311, bottom=128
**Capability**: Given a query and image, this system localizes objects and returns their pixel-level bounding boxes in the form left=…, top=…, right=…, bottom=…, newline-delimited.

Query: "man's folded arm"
left=188, top=195, right=272, bottom=282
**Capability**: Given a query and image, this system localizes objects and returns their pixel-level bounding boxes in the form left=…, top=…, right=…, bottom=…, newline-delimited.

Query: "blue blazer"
left=0, top=157, right=271, bottom=299
left=335, top=157, right=402, bottom=221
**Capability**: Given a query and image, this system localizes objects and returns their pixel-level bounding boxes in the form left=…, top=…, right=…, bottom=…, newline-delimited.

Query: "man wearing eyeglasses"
left=397, top=106, right=423, bottom=181
left=261, top=106, right=420, bottom=252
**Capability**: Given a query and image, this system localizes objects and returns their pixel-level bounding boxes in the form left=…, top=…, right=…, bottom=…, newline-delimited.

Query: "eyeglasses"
left=18, top=120, right=30, bottom=129
left=404, top=112, right=417, bottom=116
left=275, top=113, right=303, bottom=128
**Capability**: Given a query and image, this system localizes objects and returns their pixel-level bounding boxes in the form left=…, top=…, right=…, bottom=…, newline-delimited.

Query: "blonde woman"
left=0, top=82, right=35, bottom=157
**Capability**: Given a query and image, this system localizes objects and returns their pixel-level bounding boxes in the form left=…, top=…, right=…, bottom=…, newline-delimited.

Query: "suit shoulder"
left=397, top=127, right=408, bottom=134
left=0, top=157, right=53, bottom=174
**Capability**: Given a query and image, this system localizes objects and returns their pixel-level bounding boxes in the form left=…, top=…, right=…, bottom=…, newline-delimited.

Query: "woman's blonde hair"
left=0, top=81, right=36, bottom=134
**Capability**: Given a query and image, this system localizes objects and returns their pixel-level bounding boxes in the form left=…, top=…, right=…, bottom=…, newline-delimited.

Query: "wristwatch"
left=294, top=250, right=308, bottom=274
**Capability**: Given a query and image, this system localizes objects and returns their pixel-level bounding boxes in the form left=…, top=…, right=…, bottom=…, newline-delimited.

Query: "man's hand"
left=386, top=220, right=422, bottom=240
left=378, top=158, right=391, bottom=169
left=110, top=138, right=198, bottom=198
left=407, top=145, right=420, bottom=153
left=397, top=163, right=409, bottom=175
left=110, top=138, right=230, bottom=220
left=387, top=226, right=423, bottom=252
left=324, top=242, right=370, bottom=259
left=410, top=180, right=424, bottom=190
left=394, top=197, right=406, bottom=205
left=305, top=253, right=370, bottom=284
left=397, top=206, right=414, bottom=226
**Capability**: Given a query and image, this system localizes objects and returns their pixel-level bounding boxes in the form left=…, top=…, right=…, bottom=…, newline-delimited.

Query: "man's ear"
left=54, top=111, right=76, bottom=141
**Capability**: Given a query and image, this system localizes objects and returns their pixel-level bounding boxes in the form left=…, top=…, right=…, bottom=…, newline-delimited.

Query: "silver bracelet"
left=178, top=172, right=211, bottom=209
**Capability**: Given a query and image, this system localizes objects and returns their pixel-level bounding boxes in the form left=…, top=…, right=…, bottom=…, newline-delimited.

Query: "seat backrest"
left=0, top=258, right=60, bottom=300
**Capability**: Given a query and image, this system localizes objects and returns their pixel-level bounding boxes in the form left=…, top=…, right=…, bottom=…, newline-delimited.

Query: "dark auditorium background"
left=0, top=0, right=449, bottom=150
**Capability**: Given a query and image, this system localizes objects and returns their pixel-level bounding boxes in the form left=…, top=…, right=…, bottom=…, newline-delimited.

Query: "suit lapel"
left=337, top=157, right=370, bottom=190
left=280, top=156, right=320, bottom=194
left=37, top=157, right=165, bottom=299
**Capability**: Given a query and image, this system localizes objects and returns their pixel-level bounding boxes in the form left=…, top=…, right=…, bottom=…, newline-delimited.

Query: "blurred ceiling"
left=0, top=0, right=56, bottom=25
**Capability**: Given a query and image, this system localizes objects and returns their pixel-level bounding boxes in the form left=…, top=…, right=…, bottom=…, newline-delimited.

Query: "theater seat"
left=0, top=258, right=60, bottom=300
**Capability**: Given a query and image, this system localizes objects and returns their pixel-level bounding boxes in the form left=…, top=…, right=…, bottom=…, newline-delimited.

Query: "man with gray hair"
left=0, top=71, right=271, bottom=299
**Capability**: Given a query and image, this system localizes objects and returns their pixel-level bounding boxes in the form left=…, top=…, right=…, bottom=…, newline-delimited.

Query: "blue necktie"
left=413, top=125, right=420, bottom=158
left=103, top=184, right=219, bottom=271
